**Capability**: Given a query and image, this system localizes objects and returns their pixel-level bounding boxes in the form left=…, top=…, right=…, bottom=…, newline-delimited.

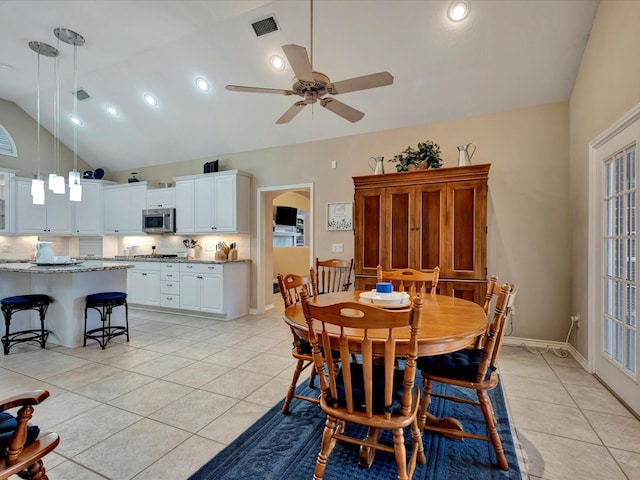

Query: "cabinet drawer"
left=161, top=270, right=179, bottom=280
left=161, top=295, right=180, bottom=308
left=161, top=263, right=180, bottom=272
left=161, top=281, right=180, bottom=294
left=132, top=262, right=161, bottom=271
left=180, top=263, right=222, bottom=274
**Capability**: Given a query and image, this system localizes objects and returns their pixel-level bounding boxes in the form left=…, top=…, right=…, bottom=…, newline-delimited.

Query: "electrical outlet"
left=331, top=160, right=337, bottom=169
left=332, top=243, right=343, bottom=253
left=571, top=314, right=581, bottom=328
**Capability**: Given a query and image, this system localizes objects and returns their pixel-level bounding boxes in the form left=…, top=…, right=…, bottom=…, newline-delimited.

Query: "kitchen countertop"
left=84, top=256, right=251, bottom=264
left=0, top=261, right=135, bottom=274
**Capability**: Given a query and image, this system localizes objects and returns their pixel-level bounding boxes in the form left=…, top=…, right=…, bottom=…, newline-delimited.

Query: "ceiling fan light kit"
left=226, top=0, right=394, bottom=124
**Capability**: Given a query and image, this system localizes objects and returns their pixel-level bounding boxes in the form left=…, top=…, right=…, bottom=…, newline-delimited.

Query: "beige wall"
left=0, top=98, right=91, bottom=179
left=570, top=0, right=640, bottom=358
left=113, top=101, right=571, bottom=342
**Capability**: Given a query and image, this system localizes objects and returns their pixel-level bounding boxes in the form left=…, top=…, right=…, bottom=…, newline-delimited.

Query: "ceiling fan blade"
left=226, top=85, right=295, bottom=95
left=328, top=72, right=394, bottom=94
left=282, top=44, right=314, bottom=84
left=276, top=101, right=307, bottom=124
left=320, top=97, right=364, bottom=123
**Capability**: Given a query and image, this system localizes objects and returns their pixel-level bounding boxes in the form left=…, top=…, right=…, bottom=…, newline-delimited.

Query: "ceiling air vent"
left=72, top=88, right=91, bottom=102
left=251, top=15, right=279, bottom=37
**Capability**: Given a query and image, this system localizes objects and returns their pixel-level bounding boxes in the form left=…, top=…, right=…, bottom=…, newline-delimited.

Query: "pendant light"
left=28, top=41, right=59, bottom=205
left=49, top=46, right=65, bottom=194
left=54, top=27, right=84, bottom=202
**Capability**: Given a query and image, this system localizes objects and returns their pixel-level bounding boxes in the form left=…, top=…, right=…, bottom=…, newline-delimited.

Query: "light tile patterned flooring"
left=1, top=297, right=639, bottom=479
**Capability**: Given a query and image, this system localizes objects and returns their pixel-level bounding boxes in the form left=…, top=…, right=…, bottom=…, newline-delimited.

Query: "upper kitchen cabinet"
left=174, top=170, right=251, bottom=234
left=0, top=169, right=16, bottom=234
left=103, top=182, right=147, bottom=235
left=353, top=164, right=490, bottom=303
left=15, top=177, right=73, bottom=235
left=147, top=187, right=175, bottom=208
left=74, top=180, right=113, bottom=235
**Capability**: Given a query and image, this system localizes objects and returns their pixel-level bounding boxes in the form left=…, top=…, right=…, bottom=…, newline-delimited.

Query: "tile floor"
left=1, top=297, right=639, bottom=479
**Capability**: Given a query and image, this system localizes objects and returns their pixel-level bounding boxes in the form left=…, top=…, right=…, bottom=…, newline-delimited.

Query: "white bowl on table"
left=359, top=290, right=410, bottom=307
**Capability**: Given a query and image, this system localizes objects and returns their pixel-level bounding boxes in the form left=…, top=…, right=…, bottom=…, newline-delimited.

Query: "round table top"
left=283, top=291, right=488, bottom=357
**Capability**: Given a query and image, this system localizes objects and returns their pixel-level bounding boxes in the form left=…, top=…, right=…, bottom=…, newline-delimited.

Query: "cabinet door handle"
left=142, top=273, right=147, bottom=276
left=166, top=265, right=173, bottom=268
left=197, top=276, right=203, bottom=279
left=166, top=274, right=173, bottom=277
left=166, top=283, right=173, bottom=287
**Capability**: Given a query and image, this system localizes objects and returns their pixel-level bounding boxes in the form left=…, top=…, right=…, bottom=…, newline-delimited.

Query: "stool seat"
left=1, top=294, right=51, bottom=355
left=1, top=294, right=51, bottom=307
left=84, top=292, right=129, bottom=349
left=86, top=292, right=127, bottom=305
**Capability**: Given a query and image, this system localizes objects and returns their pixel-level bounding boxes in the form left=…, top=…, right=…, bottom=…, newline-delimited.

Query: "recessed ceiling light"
left=195, top=77, right=210, bottom=91
left=270, top=55, right=285, bottom=71
left=144, top=93, right=158, bottom=106
left=69, top=114, right=83, bottom=126
left=448, top=0, right=470, bottom=22
left=105, top=105, right=119, bottom=116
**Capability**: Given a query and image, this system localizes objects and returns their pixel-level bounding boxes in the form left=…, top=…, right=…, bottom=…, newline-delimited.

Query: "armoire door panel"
left=416, top=186, right=445, bottom=271
left=387, top=188, right=412, bottom=270
left=355, top=191, right=385, bottom=276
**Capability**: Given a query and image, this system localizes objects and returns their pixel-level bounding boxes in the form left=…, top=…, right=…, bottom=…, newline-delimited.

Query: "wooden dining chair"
left=315, top=258, right=354, bottom=294
left=417, top=283, right=518, bottom=471
left=377, top=265, right=440, bottom=296
left=277, top=270, right=320, bottom=414
left=473, top=273, right=499, bottom=349
left=301, top=290, right=425, bottom=480
left=0, top=390, right=60, bottom=480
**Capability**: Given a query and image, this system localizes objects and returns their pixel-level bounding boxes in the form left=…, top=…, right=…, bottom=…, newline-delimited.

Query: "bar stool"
left=84, top=292, right=129, bottom=349
left=1, top=294, right=52, bottom=355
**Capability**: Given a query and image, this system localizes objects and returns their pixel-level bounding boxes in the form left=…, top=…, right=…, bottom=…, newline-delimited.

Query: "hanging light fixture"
left=54, top=27, right=84, bottom=202
left=49, top=45, right=65, bottom=194
left=28, top=41, right=59, bottom=205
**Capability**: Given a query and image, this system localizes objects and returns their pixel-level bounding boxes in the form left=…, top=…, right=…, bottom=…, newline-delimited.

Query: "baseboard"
left=502, top=335, right=589, bottom=371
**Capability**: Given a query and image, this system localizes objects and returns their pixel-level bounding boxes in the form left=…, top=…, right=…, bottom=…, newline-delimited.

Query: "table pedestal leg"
left=358, top=427, right=380, bottom=467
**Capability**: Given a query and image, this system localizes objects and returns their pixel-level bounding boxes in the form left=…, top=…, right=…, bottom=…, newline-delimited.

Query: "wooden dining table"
left=283, top=291, right=488, bottom=357
left=282, top=290, right=488, bottom=467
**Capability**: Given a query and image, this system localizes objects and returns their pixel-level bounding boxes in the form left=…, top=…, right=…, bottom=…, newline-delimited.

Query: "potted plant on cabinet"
left=389, top=140, right=443, bottom=172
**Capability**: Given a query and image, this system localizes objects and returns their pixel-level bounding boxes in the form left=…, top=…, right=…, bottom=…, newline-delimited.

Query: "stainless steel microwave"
left=142, top=208, right=176, bottom=234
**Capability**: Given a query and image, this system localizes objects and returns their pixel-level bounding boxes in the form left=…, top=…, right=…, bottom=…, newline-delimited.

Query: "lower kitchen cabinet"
left=127, top=262, right=161, bottom=306
left=179, top=262, right=248, bottom=319
left=160, top=262, right=180, bottom=308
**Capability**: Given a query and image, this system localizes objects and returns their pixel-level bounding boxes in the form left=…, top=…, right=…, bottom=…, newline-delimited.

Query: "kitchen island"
left=0, top=261, right=133, bottom=348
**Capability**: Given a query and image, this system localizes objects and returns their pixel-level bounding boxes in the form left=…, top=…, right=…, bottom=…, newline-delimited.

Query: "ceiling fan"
left=225, top=1, right=394, bottom=124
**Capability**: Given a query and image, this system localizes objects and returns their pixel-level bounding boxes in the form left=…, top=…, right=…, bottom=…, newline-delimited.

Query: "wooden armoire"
left=353, top=164, right=490, bottom=303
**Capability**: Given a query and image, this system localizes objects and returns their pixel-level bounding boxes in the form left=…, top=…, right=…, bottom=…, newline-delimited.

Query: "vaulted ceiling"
left=0, top=0, right=598, bottom=173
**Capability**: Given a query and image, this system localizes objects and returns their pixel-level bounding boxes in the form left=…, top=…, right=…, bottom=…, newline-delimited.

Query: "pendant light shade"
left=28, top=41, right=58, bottom=205
left=55, top=27, right=85, bottom=202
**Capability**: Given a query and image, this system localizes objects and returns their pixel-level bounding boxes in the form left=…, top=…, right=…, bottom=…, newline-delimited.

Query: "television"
left=275, top=206, right=298, bottom=226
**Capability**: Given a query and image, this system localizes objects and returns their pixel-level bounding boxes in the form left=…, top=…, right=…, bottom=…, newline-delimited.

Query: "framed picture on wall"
left=327, top=202, right=353, bottom=231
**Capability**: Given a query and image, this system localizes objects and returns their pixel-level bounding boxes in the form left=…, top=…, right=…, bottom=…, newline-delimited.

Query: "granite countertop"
left=0, top=260, right=135, bottom=274
left=80, top=256, right=251, bottom=264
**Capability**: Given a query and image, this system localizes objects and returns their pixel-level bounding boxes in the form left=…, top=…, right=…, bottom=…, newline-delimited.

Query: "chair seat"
left=0, top=412, right=40, bottom=459
left=86, top=292, right=127, bottom=304
left=418, top=348, right=491, bottom=382
left=1, top=295, right=51, bottom=307
left=331, top=363, right=406, bottom=415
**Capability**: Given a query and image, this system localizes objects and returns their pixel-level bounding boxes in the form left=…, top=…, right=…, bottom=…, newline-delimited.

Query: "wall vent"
left=251, top=15, right=280, bottom=37
left=72, top=88, right=91, bottom=102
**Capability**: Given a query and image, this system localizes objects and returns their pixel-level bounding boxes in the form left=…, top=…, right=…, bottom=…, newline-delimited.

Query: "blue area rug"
left=189, top=378, right=521, bottom=480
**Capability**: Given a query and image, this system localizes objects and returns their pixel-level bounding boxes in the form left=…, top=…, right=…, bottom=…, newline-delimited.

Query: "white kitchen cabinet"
left=160, top=262, right=180, bottom=308
left=174, top=170, right=251, bottom=234
left=74, top=180, right=108, bottom=235
left=103, top=182, right=147, bottom=235
left=127, top=262, right=161, bottom=306
left=180, top=263, right=222, bottom=312
left=15, top=178, right=73, bottom=235
left=0, top=169, right=16, bottom=233
left=147, top=187, right=175, bottom=208
left=174, top=180, right=194, bottom=234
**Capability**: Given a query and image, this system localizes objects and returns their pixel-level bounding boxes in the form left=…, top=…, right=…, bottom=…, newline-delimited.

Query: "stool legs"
left=84, top=300, right=129, bottom=349
left=1, top=303, right=50, bottom=355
